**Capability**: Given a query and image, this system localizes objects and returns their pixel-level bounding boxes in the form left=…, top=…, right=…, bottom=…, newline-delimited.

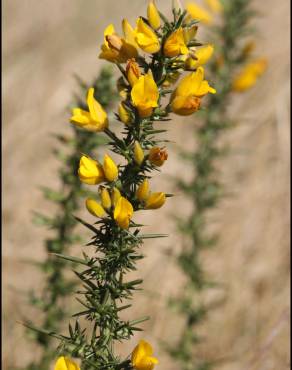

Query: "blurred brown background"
left=2, top=0, right=290, bottom=369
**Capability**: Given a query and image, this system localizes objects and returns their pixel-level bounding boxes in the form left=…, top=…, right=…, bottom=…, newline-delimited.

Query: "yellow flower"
left=136, top=179, right=150, bottom=202
left=126, top=59, right=141, bottom=87
left=71, top=88, right=108, bottom=132
left=54, top=357, right=80, bottom=370
left=145, top=192, right=166, bottom=209
left=163, top=28, right=189, bottom=57
left=118, top=102, right=132, bottom=125
left=171, top=67, right=216, bottom=116
left=185, top=44, right=214, bottom=70
left=122, top=19, right=139, bottom=49
left=135, top=18, right=160, bottom=54
left=186, top=3, right=213, bottom=24
left=103, top=154, right=119, bottom=182
left=100, top=187, right=112, bottom=210
left=78, top=155, right=105, bottom=185
left=134, top=141, right=145, bottom=165
left=114, top=197, right=134, bottom=229
left=147, top=1, right=161, bottom=30
left=148, top=147, right=168, bottom=167
left=232, top=58, right=267, bottom=92
left=204, top=0, right=222, bottom=13
left=86, top=198, right=106, bottom=218
left=99, top=24, right=138, bottom=63
left=111, top=187, right=121, bottom=206
left=131, top=72, right=159, bottom=117
left=131, top=340, right=158, bottom=370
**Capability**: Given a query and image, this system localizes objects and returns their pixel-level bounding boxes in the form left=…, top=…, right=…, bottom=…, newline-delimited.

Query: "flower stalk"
left=27, top=2, right=216, bottom=370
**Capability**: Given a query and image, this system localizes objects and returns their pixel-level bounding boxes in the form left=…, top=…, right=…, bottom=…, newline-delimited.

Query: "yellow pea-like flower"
left=126, top=59, right=141, bottom=87
left=145, top=192, right=166, bottom=209
left=135, top=18, right=160, bottom=54
left=99, top=24, right=138, bottom=63
left=118, top=102, right=132, bottom=125
left=148, top=147, right=168, bottom=167
left=171, top=67, right=216, bottom=116
left=111, top=187, right=121, bottom=206
left=103, top=154, right=119, bottom=182
left=71, top=88, right=108, bottom=132
left=186, top=2, right=213, bottom=24
left=54, top=357, right=80, bottom=370
left=122, top=19, right=139, bottom=49
left=185, top=44, right=214, bottom=70
left=114, top=196, right=134, bottom=229
left=163, top=28, right=189, bottom=57
left=131, top=72, right=159, bottom=118
left=100, top=187, right=112, bottom=210
left=85, top=198, right=106, bottom=218
left=78, top=155, right=105, bottom=185
left=134, top=141, right=145, bottom=165
left=136, top=179, right=150, bottom=202
left=204, top=0, right=222, bottom=13
left=232, top=58, right=267, bottom=92
left=131, top=340, right=159, bottom=370
left=147, top=1, right=161, bottom=30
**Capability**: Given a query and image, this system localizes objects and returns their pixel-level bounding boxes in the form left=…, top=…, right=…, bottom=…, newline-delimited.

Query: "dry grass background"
left=2, top=0, right=290, bottom=369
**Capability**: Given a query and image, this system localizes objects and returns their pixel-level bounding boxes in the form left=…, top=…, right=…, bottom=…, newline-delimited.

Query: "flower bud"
left=103, top=154, right=118, bottom=182
left=99, top=187, right=112, bottom=210
left=145, top=192, right=166, bottom=209
left=126, top=59, right=141, bottom=87
left=134, top=141, right=145, bottom=165
left=147, top=0, right=161, bottom=30
left=78, top=155, right=105, bottom=185
left=148, top=147, right=168, bottom=167
left=111, top=187, right=121, bottom=206
left=85, top=198, right=106, bottom=218
left=136, top=179, right=150, bottom=202
left=118, top=102, right=131, bottom=125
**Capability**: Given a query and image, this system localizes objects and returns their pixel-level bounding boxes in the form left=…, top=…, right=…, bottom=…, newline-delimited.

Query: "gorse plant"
left=23, top=67, right=118, bottom=370
left=27, top=1, right=218, bottom=370
left=168, top=0, right=267, bottom=369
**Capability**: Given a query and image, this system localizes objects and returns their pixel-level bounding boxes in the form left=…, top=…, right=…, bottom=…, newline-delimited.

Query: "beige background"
left=2, top=0, right=290, bottom=369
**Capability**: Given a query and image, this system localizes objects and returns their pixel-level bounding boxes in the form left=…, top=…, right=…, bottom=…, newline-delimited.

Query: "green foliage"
left=168, top=0, right=257, bottom=369
left=21, top=66, right=118, bottom=370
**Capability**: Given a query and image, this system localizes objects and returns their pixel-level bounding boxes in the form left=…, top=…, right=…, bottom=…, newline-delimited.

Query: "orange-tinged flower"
left=148, top=147, right=168, bottom=167
left=126, top=59, right=141, bottom=86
